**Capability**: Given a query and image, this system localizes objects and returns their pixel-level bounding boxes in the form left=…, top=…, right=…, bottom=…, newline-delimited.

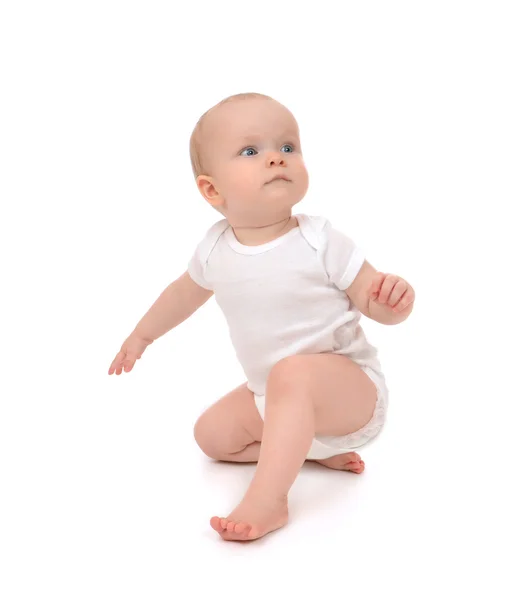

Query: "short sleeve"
left=187, top=248, right=210, bottom=289
left=187, top=219, right=228, bottom=291
left=321, top=221, right=365, bottom=290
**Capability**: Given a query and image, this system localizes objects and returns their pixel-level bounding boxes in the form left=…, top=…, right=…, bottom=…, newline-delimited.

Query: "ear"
left=196, top=175, right=225, bottom=209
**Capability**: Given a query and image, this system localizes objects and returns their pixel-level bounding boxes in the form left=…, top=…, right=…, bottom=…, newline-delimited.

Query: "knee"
left=193, top=411, right=220, bottom=459
left=267, top=356, right=311, bottom=396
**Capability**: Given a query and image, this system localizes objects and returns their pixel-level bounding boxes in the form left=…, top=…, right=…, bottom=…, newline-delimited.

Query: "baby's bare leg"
left=193, top=383, right=264, bottom=462
left=194, top=383, right=364, bottom=471
left=207, top=354, right=377, bottom=542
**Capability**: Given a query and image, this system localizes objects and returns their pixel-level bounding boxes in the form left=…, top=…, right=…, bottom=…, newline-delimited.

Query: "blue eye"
left=240, top=147, right=258, bottom=157
left=281, top=144, right=294, bottom=153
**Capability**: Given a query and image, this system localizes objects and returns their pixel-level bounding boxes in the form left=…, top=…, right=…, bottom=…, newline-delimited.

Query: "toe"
left=244, top=525, right=253, bottom=538
left=247, top=525, right=261, bottom=540
left=226, top=521, right=236, bottom=533
left=220, top=522, right=252, bottom=541
left=220, top=518, right=228, bottom=530
left=235, top=522, right=247, bottom=535
left=345, top=460, right=358, bottom=472
left=210, top=516, right=224, bottom=533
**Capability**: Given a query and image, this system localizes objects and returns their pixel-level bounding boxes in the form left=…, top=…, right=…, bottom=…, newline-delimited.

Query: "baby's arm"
left=108, top=272, right=213, bottom=375
left=133, top=271, right=213, bottom=341
left=346, top=261, right=414, bottom=325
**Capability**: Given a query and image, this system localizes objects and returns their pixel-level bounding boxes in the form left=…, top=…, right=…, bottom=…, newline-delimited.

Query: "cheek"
left=295, top=161, right=309, bottom=189
left=220, top=165, right=256, bottom=199
left=232, top=164, right=258, bottom=188
left=229, top=172, right=251, bottom=192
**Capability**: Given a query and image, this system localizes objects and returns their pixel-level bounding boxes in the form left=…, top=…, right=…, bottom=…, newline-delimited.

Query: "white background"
left=1, top=1, right=519, bottom=598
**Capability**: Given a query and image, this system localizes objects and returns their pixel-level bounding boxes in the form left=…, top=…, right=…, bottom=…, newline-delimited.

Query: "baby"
left=108, top=93, right=415, bottom=542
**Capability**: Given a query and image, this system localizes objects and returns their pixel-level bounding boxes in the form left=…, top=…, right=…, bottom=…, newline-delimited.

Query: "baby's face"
left=198, top=98, right=309, bottom=227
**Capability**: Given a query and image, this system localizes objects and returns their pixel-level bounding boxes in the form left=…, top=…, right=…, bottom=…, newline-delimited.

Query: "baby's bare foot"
left=316, top=451, right=365, bottom=473
left=210, top=495, right=289, bottom=542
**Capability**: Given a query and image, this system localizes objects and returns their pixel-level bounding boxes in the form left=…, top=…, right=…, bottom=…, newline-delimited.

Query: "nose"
left=266, top=152, right=286, bottom=167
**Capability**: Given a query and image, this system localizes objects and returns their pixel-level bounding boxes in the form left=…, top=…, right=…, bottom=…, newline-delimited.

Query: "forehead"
left=204, top=99, right=299, bottom=146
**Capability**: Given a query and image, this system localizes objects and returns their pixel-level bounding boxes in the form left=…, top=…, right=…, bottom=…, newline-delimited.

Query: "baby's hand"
left=368, top=272, right=415, bottom=313
left=108, top=333, right=153, bottom=375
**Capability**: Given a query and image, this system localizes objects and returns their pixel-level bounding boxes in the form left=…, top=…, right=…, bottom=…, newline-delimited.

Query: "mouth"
left=266, top=175, right=291, bottom=184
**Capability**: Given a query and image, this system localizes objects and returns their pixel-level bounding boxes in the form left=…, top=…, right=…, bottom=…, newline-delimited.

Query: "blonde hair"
left=189, top=92, right=275, bottom=179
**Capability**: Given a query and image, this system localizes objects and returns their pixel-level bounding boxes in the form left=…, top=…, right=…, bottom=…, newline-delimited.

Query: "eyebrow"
left=236, top=132, right=299, bottom=146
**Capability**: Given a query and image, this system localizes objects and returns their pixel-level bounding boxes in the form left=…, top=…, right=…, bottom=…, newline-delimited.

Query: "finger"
left=388, top=281, right=408, bottom=308
left=377, top=275, right=398, bottom=304
left=393, top=292, right=415, bottom=312
left=112, top=364, right=123, bottom=376
left=114, top=351, right=132, bottom=374
left=369, top=272, right=386, bottom=299
left=108, top=351, right=125, bottom=375
left=122, top=351, right=139, bottom=372
left=122, top=360, right=134, bottom=373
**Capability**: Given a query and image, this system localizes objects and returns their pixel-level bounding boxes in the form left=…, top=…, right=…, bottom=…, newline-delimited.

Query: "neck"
left=232, top=215, right=297, bottom=246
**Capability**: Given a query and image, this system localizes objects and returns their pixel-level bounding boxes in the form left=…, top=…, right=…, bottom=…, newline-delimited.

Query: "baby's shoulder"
left=202, top=218, right=229, bottom=240
left=297, top=213, right=332, bottom=248
left=193, top=218, right=229, bottom=262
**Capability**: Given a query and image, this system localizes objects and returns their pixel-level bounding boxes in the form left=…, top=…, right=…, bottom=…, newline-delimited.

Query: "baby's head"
left=190, top=93, right=309, bottom=228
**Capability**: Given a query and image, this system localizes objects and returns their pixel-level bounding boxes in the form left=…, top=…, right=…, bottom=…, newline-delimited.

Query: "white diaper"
left=253, top=366, right=389, bottom=460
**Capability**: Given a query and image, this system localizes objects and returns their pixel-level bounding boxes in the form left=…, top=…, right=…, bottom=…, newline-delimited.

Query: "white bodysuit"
left=188, top=213, right=389, bottom=459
